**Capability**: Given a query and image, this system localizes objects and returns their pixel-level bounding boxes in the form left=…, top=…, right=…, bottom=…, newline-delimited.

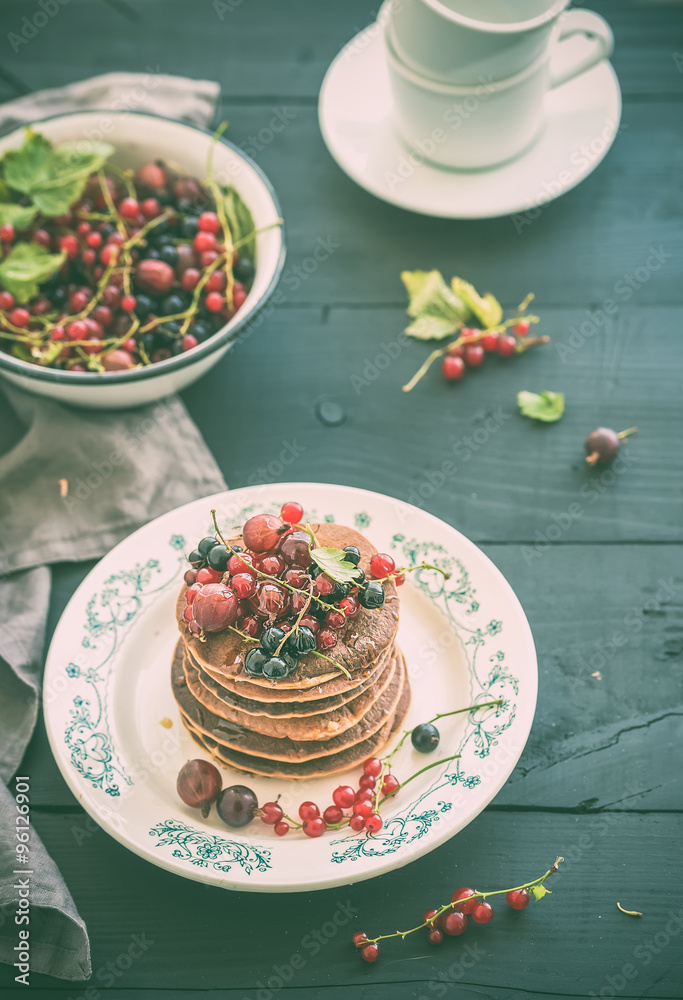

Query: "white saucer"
left=318, top=22, right=621, bottom=220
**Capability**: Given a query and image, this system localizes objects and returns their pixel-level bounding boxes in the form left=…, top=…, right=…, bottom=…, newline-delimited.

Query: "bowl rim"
left=0, top=110, right=286, bottom=386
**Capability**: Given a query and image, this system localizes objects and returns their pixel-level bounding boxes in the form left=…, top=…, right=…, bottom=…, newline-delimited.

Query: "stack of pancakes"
left=172, top=523, right=410, bottom=779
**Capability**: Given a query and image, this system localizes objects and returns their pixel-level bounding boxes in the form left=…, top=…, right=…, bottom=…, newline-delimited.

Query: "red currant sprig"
left=353, top=857, right=565, bottom=963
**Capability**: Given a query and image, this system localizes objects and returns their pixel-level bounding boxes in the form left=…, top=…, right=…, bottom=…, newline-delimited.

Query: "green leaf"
left=451, top=276, right=503, bottom=329
left=0, top=201, right=37, bottom=231
left=31, top=177, right=86, bottom=218
left=531, top=884, right=551, bottom=901
left=223, top=186, right=256, bottom=261
left=310, top=547, right=362, bottom=584
left=405, top=314, right=461, bottom=340
left=0, top=242, right=65, bottom=304
left=2, top=128, right=52, bottom=194
left=517, top=390, right=565, bottom=423
left=401, top=270, right=467, bottom=339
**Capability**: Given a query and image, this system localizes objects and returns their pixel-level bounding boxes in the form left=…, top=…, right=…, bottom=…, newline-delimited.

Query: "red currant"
left=332, top=785, right=356, bottom=809
left=369, top=554, right=395, bottom=579
left=443, top=911, right=468, bottom=936
left=471, top=901, right=494, bottom=924
left=365, top=813, right=382, bottom=834
left=316, top=628, right=337, bottom=650
left=196, top=567, right=223, bottom=585
left=280, top=501, right=304, bottom=524
left=121, top=295, right=137, bottom=312
left=184, top=569, right=197, bottom=585
left=381, top=774, right=399, bottom=796
left=118, top=197, right=139, bottom=219
left=198, top=211, right=221, bottom=233
left=354, top=788, right=374, bottom=804
left=240, top=615, right=260, bottom=637
left=303, top=816, right=326, bottom=838
left=326, top=610, right=346, bottom=630
left=10, top=307, right=30, bottom=328
left=86, top=231, right=102, bottom=249
left=141, top=198, right=161, bottom=219
left=205, top=291, right=224, bottom=312
left=480, top=332, right=499, bottom=352
left=361, top=943, right=380, bottom=963
left=506, top=889, right=530, bottom=910
left=107, top=232, right=125, bottom=246
left=227, top=552, right=256, bottom=577
left=200, top=249, right=219, bottom=269
left=339, top=595, right=359, bottom=618
left=452, top=887, right=478, bottom=914
left=101, top=285, right=121, bottom=307
left=93, top=305, right=113, bottom=328
left=0, top=223, right=16, bottom=242
left=274, top=820, right=289, bottom=836
left=231, top=573, right=257, bottom=599
left=349, top=814, right=365, bottom=832
left=0, top=291, right=15, bottom=311
left=259, top=554, right=285, bottom=576
left=179, top=268, right=198, bottom=292
left=194, top=231, right=217, bottom=253
left=314, top=574, right=335, bottom=596
left=59, top=234, right=79, bottom=259
left=323, top=804, right=343, bottom=825
left=66, top=320, right=88, bottom=341
left=298, top=801, right=320, bottom=820
left=182, top=334, right=198, bottom=352
left=363, top=757, right=383, bottom=778
left=352, top=799, right=373, bottom=818
left=513, top=319, right=530, bottom=336
left=497, top=335, right=517, bottom=357
left=393, top=574, right=405, bottom=587
left=463, top=344, right=484, bottom=367
left=352, top=931, right=368, bottom=948
left=233, top=282, right=247, bottom=309
left=358, top=774, right=376, bottom=790
left=260, top=801, right=284, bottom=825
left=206, top=271, right=227, bottom=292
left=32, top=229, right=51, bottom=248
left=282, top=567, right=306, bottom=588
left=424, top=909, right=439, bottom=928
left=51, top=326, right=65, bottom=342
left=428, top=929, right=443, bottom=945
left=100, top=245, right=119, bottom=266
left=442, top=355, right=465, bottom=380
left=299, top=614, right=319, bottom=634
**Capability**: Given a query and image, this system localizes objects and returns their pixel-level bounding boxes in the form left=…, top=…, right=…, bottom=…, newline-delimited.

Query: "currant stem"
left=402, top=348, right=446, bottom=393
left=365, top=857, right=564, bottom=945
left=616, top=902, right=642, bottom=917
left=384, top=698, right=503, bottom=763
left=377, top=753, right=460, bottom=808
left=617, top=427, right=638, bottom=439
left=373, top=560, right=451, bottom=584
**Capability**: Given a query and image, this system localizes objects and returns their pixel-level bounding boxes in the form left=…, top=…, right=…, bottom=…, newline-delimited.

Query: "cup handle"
left=550, top=10, right=614, bottom=89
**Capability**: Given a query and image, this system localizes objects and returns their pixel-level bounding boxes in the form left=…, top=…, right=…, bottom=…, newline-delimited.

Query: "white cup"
left=384, top=9, right=613, bottom=170
left=388, top=0, right=590, bottom=85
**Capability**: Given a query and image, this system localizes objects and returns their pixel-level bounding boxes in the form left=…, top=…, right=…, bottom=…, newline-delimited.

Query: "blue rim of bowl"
left=0, top=110, right=287, bottom=386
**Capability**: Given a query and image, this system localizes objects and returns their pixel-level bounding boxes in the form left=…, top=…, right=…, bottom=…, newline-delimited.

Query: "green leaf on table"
left=0, top=242, right=66, bottom=304
left=2, top=128, right=52, bottom=194
left=451, top=276, right=503, bottom=329
left=531, top=884, right=551, bottom=901
left=0, top=201, right=38, bottom=231
left=517, top=390, right=565, bottom=423
left=310, top=547, right=362, bottom=584
left=223, top=186, right=256, bottom=261
left=401, top=270, right=466, bottom=340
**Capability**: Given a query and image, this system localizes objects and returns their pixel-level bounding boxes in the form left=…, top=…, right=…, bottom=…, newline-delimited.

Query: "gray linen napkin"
left=0, top=74, right=226, bottom=983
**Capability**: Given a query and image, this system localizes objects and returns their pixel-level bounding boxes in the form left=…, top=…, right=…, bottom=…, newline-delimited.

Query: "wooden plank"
left=23, top=543, right=683, bottom=814
left=0, top=0, right=681, bottom=101
left=0, top=811, right=680, bottom=996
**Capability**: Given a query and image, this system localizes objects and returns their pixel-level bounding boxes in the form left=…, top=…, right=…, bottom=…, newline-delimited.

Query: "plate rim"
left=43, top=482, right=538, bottom=892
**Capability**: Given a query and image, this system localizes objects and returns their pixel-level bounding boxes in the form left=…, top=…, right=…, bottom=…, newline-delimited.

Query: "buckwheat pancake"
left=172, top=641, right=404, bottom=761
left=177, top=523, right=400, bottom=689
left=192, top=641, right=393, bottom=707
left=180, top=642, right=397, bottom=740
left=179, top=658, right=411, bottom=779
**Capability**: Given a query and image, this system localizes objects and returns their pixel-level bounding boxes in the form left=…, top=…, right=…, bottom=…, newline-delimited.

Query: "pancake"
left=179, top=657, right=411, bottom=779
left=177, top=522, right=400, bottom=689
left=172, top=640, right=404, bottom=761
left=181, top=642, right=397, bottom=740
left=191, top=642, right=392, bottom=709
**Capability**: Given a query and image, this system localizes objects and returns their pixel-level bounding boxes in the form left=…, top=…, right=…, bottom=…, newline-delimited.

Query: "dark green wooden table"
left=1, top=1, right=682, bottom=997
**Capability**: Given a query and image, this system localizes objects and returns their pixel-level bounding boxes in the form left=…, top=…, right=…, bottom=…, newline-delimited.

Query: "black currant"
left=332, top=582, right=350, bottom=602
left=353, top=568, right=366, bottom=586
left=207, top=545, right=229, bottom=572
left=134, top=294, right=155, bottom=319
left=188, top=548, right=204, bottom=567
left=343, top=545, right=361, bottom=566
left=244, top=647, right=268, bottom=677
left=188, top=320, right=212, bottom=343
left=411, top=722, right=440, bottom=753
left=234, top=257, right=255, bottom=284
left=216, top=785, right=257, bottom=827
left=197, top=536, right=219, bottom=556
left=143, top=246, right=160, bottom=260
left=162, top=293, right=185, bottom=315
left=287, top=625, right=316, bottom=656
left=263, top=655, right=289, bottom=679
left=159, top=245, right=178, bottom=267
left=180, top=216, right=199, bottom=239
left=359, top=581, right=385, bottom=609
left=261, top=626, right=286, bottom=654
left=308, top=563, right=322, bottom=579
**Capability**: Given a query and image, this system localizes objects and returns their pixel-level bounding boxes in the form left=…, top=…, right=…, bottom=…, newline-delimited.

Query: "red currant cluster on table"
left=0, top=160, right=255, bottom=372
left=352, top=856, right=565, bottom=963
left=181, top=502, right=402, bottom=680
left=403, top=314, right=550, bottom=393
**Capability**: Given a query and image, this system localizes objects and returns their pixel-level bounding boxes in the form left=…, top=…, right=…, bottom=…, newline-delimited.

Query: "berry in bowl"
left=0, top=112, right=285, bottom=409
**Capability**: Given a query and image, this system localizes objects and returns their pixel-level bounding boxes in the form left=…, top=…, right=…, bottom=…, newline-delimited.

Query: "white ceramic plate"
left=43, top=484, right=537, bottom=892
left=318, top=20, right=621, bottom=219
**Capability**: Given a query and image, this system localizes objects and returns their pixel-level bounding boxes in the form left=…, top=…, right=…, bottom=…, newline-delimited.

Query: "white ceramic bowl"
left=0, top=112, right=286, bottom=409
